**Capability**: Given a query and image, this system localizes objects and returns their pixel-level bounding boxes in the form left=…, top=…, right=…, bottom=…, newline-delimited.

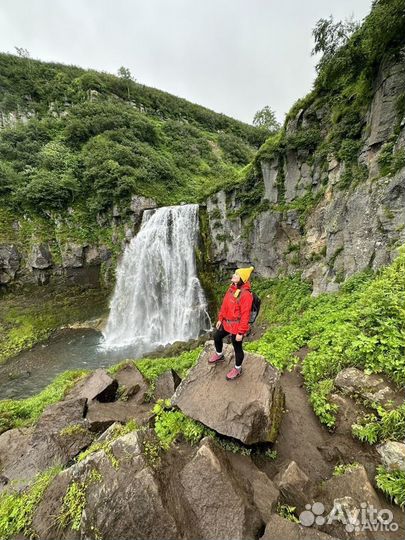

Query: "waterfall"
left=102, top=204, right=211, bottom=351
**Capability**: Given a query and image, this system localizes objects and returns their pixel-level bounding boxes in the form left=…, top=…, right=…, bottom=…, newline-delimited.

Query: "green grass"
left=333, top=462, right=361, bottom=476
left=352, top=403, right=405, bottom=444
left=375, top=466, right=405, bottom=509
left=0, top=466, right=62, bottom=540
left=58, top=469, right=103, bottom=532
left=76, top=419, right=138, bottom=467
left=0, top=369, right=88, bottom=434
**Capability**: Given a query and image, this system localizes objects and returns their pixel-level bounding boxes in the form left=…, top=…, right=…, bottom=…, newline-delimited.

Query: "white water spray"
left=102, top=204, right=210, bottom=350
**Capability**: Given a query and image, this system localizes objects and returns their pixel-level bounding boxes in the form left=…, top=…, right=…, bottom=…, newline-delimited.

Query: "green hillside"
left=0, top=52, right=265, bottom=218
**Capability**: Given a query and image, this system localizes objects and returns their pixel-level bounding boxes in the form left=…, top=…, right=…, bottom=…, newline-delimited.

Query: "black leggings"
left=213, top=325, right=244, bottom=367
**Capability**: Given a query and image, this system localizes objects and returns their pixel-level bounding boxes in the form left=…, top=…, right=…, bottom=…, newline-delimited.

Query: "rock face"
left=0, top=244, right=20, bottom=283
left=377, top=441, right=405, bottom=472
left=334, top=367, right=404, bottom=408
left=29, top=243, right=53, bottom=269
left=0, top=397, right=93, bottom=493
left=171, top=342, right=285, bottom=444
left=130, top=194, right=158, bottom=225
left=154, top=368, right=182, bottom=400
left=206, top=53, right=405, bottom=295
left=31, top=433, right=280, bottom=540
left=180, top=437, right=273, bottom=540
left=260, top=514, right=339, bottom=540
left=65, top=368, right=118, bottom=403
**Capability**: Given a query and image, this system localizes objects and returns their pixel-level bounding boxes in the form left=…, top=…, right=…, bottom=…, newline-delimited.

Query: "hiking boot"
left=208, top=352, right=224, bottom=364
left=226, top=367, right=242, bottom=380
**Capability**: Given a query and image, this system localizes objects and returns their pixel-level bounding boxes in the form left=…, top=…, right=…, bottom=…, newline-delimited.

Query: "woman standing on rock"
left=209, top=266, right=254, bottom=380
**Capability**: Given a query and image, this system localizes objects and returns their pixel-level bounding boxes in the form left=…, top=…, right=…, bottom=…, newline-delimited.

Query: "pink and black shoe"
left=226, top=367, right=242, bottom=380
left=208, top=352, right=224, bottom=364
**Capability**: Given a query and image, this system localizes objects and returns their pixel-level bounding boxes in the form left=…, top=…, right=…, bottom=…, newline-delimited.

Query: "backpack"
left=238, top=290, right=261, bottom=324
left=249, top=292, right=261, bottom=324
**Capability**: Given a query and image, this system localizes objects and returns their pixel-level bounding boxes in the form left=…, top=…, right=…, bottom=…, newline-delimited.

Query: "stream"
left=0, top=328, right=161, bottom=400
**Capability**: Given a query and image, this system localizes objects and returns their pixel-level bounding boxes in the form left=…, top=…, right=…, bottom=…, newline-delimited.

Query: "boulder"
left=32, top=430, right=180, bottom=540
left=329, top=393, right=369, bottom=436
left=64, top=368, right=118, bottom=403
left=0, top=244, right=20, bottom=283
left=33, top=398, right=87, bottom=437
left=227, top=451, right=279, bottom=523
left=86, top=400, right=153, bottom=432
left=316, top=465, right=380, bottom=511
left=29, top=243, right=52, bottom=269
left=154, top=369, right=182, bottom=400
left=180, top=437, right=264, bottom=539
left=377, top=441, right=405, bottom=472
left=261, top=514, right=339, bottom=540
left=0, top=398, right=93, bottom=493
left=334, top=367, right=403, bottom=408
left=314, top=465, right=389, bottom=539
left=172, top=342, right=284, bottom=444
left=114, top=363, right=149, bottom=403
left=274, top=460, right=310, bottom=510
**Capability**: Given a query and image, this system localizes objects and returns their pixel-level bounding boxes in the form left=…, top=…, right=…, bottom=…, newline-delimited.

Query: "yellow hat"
left=235, top=266, right=254, bottom=283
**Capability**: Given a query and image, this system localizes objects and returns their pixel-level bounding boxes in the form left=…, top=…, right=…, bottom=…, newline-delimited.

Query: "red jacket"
left=218, top=281, right=253, bottom=335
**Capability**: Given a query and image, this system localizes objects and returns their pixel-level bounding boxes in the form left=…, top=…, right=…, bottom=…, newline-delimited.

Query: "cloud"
left=0, top=0, right=372, bottom=124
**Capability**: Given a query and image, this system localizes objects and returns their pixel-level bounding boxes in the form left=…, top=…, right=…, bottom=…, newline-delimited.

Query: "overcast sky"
left=0, top=0, right=372, bottom=124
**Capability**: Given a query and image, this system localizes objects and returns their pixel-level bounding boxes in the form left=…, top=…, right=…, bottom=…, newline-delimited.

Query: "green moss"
left=333, top=462, right=362, bottom=476
left=0, top=285, right=108, bottom=364
left=208, top=208, right=222, bottom=220
left=0, top=465, right=62, bottom=540
left=58, top=468, right=103, bottom=532
left=76, top=419, right=138, bottom=468
left=59, top=423, right=89, bottom=437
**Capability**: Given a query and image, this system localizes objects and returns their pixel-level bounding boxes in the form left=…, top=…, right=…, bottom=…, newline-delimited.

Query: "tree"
left=252, top=106, right=280, bottom=133
left=312, top=16, right=359, bottom=72
left=117, top=66, right=134, bottom=99
left=14, top=46, right=30, bottom=59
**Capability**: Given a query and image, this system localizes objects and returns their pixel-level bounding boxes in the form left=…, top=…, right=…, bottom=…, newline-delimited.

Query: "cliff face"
left=0, top=195, right=157, bottom=288
left=206, top=53, right=405, bottom=295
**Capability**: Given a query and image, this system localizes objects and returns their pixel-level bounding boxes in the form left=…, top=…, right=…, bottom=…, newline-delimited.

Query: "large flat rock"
left=171, top=342, right=284, bottom=444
